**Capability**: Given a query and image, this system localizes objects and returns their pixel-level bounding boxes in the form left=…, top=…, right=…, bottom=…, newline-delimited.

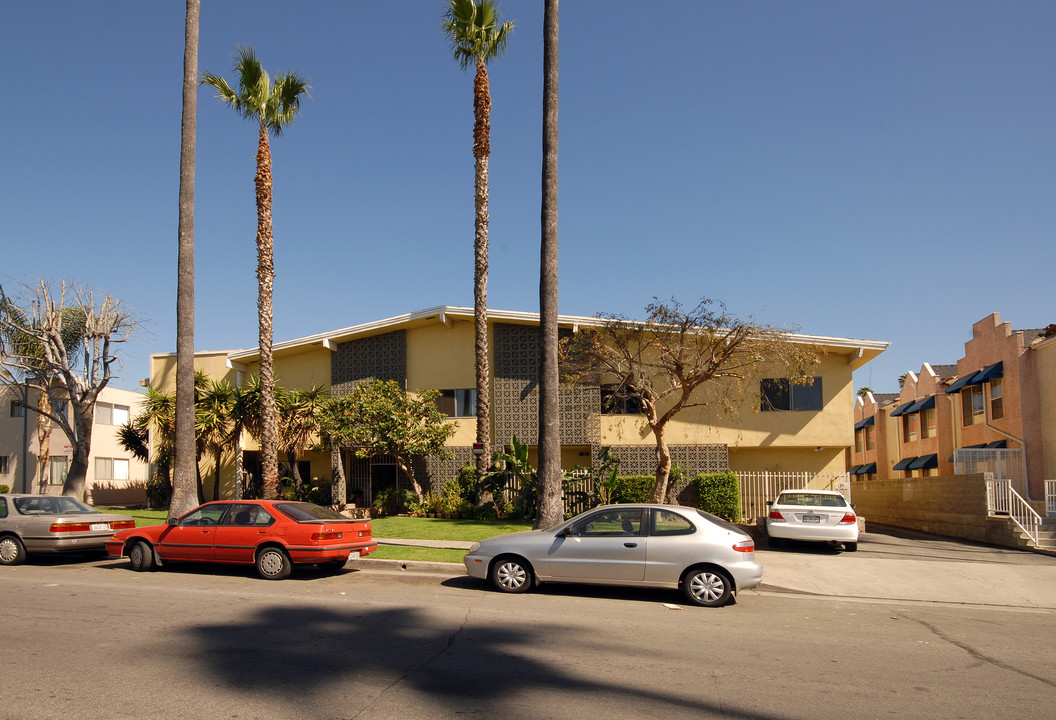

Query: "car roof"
left=775, top=489, right=843, bottom=495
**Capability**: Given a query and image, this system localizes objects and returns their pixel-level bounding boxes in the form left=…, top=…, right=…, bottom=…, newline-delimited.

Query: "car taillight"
left=768, top=511, right=785, bottom=521
left=50, top=523, right=91, bottom=533
left=311, top=532, right=343, bottom=541
left=110, top=520, right=135, bottom=530
left=733, top=539, right=754, bottom=553
left=838, top=513, right=857, bottom=524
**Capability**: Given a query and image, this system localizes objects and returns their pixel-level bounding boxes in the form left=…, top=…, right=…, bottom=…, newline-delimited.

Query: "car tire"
left=844, top=541, right=858, bottom=552
left=490, top=556, right=533, bottom=594
left=682, top=567, right=733, bottom=607
left=128, top=540, right=156, bottom=571
left=0, top=535, right=27, bottom=566
left=256, top=547, right=292, bottom=580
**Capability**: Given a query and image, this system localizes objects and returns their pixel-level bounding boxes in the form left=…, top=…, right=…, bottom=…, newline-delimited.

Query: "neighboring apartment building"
left=851, top=313, right=1056, bottom=500
left=150, top=306, right=887, bottom=504
left=0, top=384, right=148, bottom=504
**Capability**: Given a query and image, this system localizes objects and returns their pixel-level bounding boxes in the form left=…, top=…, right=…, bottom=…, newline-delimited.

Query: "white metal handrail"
left=1047, top=480, right=1056, bottom=516
left=988, top=480, right=1041, bottom=546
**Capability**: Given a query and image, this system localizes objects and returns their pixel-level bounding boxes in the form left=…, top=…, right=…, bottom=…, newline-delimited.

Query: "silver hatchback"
left=464, top=504, right=761, bottom=607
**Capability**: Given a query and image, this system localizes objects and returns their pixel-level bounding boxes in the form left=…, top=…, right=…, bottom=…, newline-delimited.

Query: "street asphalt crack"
left=904, top=614, right=1056, bottom=690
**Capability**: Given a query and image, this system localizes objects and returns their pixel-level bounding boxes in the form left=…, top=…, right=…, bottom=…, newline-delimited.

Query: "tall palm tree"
left=201, top=47, right=310, bottom=501
left=536, top=0, right=562, bottom=529
left=172, top=0, right=201, bottom=520
left=441, top=0, right=514, bottom=480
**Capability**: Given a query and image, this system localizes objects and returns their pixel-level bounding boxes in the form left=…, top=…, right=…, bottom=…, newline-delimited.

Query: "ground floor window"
left=49, top=457, right=69, bottom=485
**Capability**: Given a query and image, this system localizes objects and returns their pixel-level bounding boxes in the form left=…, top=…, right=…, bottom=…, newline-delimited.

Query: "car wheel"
left=256, top=547, right=292, bottom=580
left=0, top=535, right=27, bottom=566
left=128, top=540, right=156, bottom=571
left=491, top=556, right=532, bottom=593
left=844, top=541, right=858, bottom=552
left=682, top=568, right=733, bottom=607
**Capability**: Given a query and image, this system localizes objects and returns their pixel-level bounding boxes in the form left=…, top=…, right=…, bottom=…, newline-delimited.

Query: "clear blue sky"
left=3, top=1, right=1053, bottom=394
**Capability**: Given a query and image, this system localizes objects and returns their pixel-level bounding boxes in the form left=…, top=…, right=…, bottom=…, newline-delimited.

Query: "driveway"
left=754, top=524, right=1056, bottom=608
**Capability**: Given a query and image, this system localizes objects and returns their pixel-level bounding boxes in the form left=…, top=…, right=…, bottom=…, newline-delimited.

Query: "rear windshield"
left=691, top=508, right=743, bottom=533
left=275, top=502, right=353, bottom=522
left=13, top=496, right=94, bottom=515
left=776, top=493, right=847, bottom=507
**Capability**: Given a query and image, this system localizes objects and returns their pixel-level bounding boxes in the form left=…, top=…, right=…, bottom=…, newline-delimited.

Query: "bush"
left=0, top=484, right=9, bottom=494
left=694, top=471, right=740, bottom=522
left=371, top=487, right=417, bottom=517
left=604, top=475, right=655, bottom=504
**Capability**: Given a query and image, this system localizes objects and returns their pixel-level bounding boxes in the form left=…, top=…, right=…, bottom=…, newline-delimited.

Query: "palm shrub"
left=371, top=487, right=417, bottom=517
left=694, top=471, right=740, bottom=522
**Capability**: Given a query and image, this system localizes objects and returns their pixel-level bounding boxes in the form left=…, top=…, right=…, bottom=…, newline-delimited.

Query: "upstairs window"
left=96, top=402, right=130, bottom=426
left=990, top=379, right=1004, bottom=420
left=760, top=377, right=823, bottom=411
left=10, top=401, right=25, bottom=418
left=920, top=407, right=936, bottom=439
left=902, top=413, right=918, bottom=442
left=962, top=385, right=984, bottom=426
left=865, top=425, right=876, bottom=450
left=601, top=384, right=646, bottom=415
left=435, top=389, right=477, bottom=418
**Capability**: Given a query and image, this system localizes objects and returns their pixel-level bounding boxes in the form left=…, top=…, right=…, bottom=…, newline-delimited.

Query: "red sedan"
left=106, top=500, right=377, bottom=580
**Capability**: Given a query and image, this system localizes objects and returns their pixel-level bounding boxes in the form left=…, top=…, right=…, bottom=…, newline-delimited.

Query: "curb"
left=348, top=557, right=463, bottom=575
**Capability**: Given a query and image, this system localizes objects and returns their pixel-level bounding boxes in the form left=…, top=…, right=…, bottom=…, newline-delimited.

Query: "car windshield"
left=13, top=496, right=95, bottom=515
left=276, top=502, right=350, bottom=522
left=776, top=493, right=847, bottom=507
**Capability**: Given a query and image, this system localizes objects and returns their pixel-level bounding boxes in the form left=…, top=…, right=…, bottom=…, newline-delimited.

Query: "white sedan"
left=765, top=489, right=858, bottom=551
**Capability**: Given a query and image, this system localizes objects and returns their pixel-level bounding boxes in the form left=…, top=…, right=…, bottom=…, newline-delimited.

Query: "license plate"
left=90, top=523, right=109, bottom=531
left=802, top=515, right=821, bottom=523
left=349, top=551, right=360, bottom=560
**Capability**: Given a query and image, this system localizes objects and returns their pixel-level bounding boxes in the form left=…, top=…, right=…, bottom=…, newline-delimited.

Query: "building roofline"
left=211, top=305, right=888, bottom=367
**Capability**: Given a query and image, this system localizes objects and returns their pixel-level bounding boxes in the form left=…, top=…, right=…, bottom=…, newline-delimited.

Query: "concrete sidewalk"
left=365, top=528, right=1056, bottom=609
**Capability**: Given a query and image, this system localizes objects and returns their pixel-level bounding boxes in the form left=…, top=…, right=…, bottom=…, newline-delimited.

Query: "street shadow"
left=443, top=575, right=739, bottom=607
left=186, top=603, right=780, bottom=719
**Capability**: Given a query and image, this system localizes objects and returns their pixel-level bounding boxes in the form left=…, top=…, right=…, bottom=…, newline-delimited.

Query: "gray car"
left=0, top=494, right=136, bottom=565
left=463, top=504, right=762, bottom=607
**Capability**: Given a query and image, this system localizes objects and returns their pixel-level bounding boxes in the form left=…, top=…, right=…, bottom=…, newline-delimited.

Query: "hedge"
left=694, top=471, right=740, bottom=522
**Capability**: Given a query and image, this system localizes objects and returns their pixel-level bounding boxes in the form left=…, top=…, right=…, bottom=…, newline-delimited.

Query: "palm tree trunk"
left=255, top=123, right=280, bottom=500
left=171, top=0, right=200, bottom=519
left=473, top=57, right=491, bottom=480
left=536, top=0, right=562, bottom=529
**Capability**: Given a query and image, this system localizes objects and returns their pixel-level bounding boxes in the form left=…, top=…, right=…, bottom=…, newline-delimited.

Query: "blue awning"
left=854, top=416, right=875, bottom=430
left=890, top=401, right=916, bottom=417
left=906, top=396, right=936, bottom=414
left=853, top=462, right=877, bottom=475
left=945, top=362, right=1003, bottom=393
left=892, top=457, right=915, bottom=471
left=973, top=362, right=1003, bottom=384
left=986, top=440, right=1007, bottom=449
left=908, top=454, right=938, bottom=470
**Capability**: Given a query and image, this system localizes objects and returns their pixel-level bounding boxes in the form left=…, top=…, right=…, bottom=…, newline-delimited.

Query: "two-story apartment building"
left=0, top=384, right=149, bottom=504
left=852, top=313, right=1055, bottom=500
left=151, top=306, right=887, bottom=505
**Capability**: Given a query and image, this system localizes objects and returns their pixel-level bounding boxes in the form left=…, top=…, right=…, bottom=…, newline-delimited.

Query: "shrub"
left=371, top=487, right=416, bottom=517
left=605, top=475, right=655, bottom=504
left=694, top=471, right=740, bottom=522
left=0, top=484, right=9, bottom=494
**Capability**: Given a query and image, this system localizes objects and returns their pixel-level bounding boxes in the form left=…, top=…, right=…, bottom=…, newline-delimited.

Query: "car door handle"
left=624, top=543, right=638, bottom=548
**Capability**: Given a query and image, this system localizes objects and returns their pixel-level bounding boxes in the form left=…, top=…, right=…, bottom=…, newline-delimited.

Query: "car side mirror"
left=850, top=504, right=856, bottom=509
left=765, top=501, right=773, bottom=507
left=167, top=517, right=180, bottom=526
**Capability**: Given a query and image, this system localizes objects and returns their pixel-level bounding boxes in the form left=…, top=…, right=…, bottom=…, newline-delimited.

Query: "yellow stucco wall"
left=407, top=319, right=477, bottom=390
left=150, top=352, right=237, bottom=392
left=1035, top=337, right=1056, bottom=482
left=596, top=352, right=854, bottom=460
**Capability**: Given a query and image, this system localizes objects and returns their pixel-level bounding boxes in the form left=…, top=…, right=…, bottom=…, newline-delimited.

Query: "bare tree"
left=562, top=298, right=819, bottom=504
left=0, top=281, right=140, bottom=499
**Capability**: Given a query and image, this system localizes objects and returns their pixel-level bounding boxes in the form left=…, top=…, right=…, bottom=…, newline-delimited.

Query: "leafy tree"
left=0, top=281, right=139, bottom=499
left=200, top=47, right=310, bottom=500
left=536, top=0, right=562, bottom=530
left=441, top=0, right=514, bottom=481
left=316, top=380, right=455, bottom=503
left=173, top=0, right=201, bottom=519
left=196, top=378, right=235, bottom=502
left=561, top=297, right=819, bottom=504
left=857, top=387, right=873, bottom=397
left=276, top=385, right=326, bottom=501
